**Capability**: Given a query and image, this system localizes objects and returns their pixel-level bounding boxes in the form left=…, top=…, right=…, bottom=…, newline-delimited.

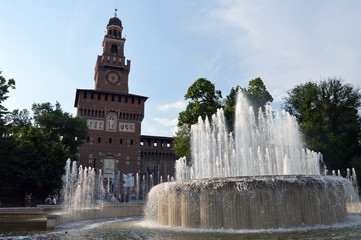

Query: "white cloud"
left=191, top=0, right=361, bottom=102
left=158, top=101, right=186, bottom=111
left=153, top=118, right=178, bottom=127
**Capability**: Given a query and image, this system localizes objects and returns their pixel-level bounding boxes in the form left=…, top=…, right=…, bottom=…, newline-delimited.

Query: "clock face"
left=106, top=71, right=121, bottom=85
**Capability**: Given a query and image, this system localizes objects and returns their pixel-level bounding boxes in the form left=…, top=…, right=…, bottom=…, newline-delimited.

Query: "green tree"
left=0, top=126, right=71, bottom=203
left=0, top=71, right=17, bottom=204
left=173, top=124, right=191, bottom=160
left=242, top=77, right=273, bottom=112
left=0, top=71, right=15, bottom=134
left=5, top=109, right=32, bottom=133
left=174, top=78, right=222, bottom=161
left=224, top=86, right=240, bottom=131
left=178, top=78, right=222, bottom=127
left=0, top=71, right=86, bottom=205
left=0, top=101, right=86, bottom=204
left=32, top=102, right=88, bottom=160
left=283, top=77, right=361, bottom=171
left=224, top=78, right=273, bottom=131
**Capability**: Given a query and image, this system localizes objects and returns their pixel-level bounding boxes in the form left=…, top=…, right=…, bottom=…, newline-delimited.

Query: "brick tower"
left=74, top=12, right=147, bottom=193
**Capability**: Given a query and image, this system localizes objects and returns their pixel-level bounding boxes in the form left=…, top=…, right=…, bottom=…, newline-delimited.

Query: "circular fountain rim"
left=170, top=174, right=339, bottom=183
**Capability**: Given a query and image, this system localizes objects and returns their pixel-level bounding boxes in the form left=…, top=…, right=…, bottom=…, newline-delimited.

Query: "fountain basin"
left=146, top=175, right=353, bottom=229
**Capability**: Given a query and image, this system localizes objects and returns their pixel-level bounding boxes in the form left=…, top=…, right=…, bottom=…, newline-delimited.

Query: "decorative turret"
left=94, top=9, right=130, bottom=93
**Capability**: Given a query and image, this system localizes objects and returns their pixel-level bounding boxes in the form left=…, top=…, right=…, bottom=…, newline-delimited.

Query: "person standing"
left=27, top=193, right=32, bottom=207
left=24, top=193, right=28, bottom=207
left=45, top=195, right=51, bottom=205
left=52, top=195, right=57, bottom=205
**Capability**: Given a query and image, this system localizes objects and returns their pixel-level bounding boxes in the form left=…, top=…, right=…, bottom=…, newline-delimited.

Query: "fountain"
left=61, top=159, right=105, bottom=211
left=145, top=91, right=359, bottom=229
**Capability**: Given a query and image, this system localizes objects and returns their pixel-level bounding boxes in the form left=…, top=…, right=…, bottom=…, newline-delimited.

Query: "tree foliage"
left=173, top=124, right=191, bottom=160
left=283, top=77, right=361, bottom=171
left=224, top=86, right=240, bottom=131
left=178, top=78, right=222, bottom=127
left=0, top=101, right=87, bottom=204
left=0, top=127, right=71, bottom=202
left=174, top=77, right=273, bottom=161
left=32, top=102, right=88, bottom=159
left=0, top=71, right=87, bottom=205
left=0, top=71, right=15, bottom=133
left=241, top=77, right=273, bottom=111
left=174, top=78, right=222, bottom=160
left=224, top=78, right=273, bottom=131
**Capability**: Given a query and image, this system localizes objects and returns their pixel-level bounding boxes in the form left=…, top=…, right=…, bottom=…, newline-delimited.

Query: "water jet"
left=145, top=91, right=358, bottom=229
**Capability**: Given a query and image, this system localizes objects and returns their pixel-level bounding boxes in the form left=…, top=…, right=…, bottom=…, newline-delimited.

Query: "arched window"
left=111, top=44, right=118, bottom=54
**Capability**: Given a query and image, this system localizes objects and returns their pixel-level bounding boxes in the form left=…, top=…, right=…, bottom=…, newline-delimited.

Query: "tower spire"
left=114, top=0, right=118, bottom=17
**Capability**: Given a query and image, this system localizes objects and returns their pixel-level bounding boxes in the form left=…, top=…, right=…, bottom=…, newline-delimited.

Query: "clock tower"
left=74, top=12, right=177, bottom=198
left=94, top=12, right=130, bottom=93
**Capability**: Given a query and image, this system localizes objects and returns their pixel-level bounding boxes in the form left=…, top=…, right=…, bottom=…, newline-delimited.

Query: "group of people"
left=23, top=193, right=59, bottom=207
left=108, top=192, right=137, bottom=203
left=45, top=195, right=57, bottom=205
left=24, top=193, right=32, bottom=207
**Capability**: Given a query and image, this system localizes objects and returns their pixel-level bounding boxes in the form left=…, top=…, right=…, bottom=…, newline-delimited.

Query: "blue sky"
left=1, top=0, right=360, bottom=137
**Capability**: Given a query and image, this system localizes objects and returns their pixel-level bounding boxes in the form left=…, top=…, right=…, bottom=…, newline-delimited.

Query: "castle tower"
left=94, top=13, right=130, bottom=94
left=74, top=12, right=148, bottom=193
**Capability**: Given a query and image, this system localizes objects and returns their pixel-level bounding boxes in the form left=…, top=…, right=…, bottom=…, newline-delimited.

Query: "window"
left=98, top=137, right=101, bottom=143
left=138, top=98, right=141, bottom=104
left=91, top=92, right=94, bottom=99
left=109, top=138, right=112, bottom=144
left=98, top=93, right=101, bottom=100
left=131, top=97, right=134, bottom=104
left=83, top=92, right=87, bottom=98
left=111, top=44, right=118, bottom=54
left=86, top=136, right=90, bottom=142
left=105, top=94, right=108, bottom=101
left=120, top=138, right=123, bottom=144
left=111, top=95, right=115, bottom=102
left=125, top=96, right=128, bottom=103
left=131, top=139, right=134, bottom=145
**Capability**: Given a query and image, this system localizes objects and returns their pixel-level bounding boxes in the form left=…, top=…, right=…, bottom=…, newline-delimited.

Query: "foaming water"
left=145, top=176, right=357, bottom=229
left=138, top=214, right=361, bottom=234
left=3, top=217, right=361, bottom=240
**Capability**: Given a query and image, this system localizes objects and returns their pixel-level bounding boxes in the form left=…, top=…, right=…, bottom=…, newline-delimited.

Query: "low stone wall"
left=0, top=207, right=47, bottom=231
left=0, top=202, right=145, bottom=231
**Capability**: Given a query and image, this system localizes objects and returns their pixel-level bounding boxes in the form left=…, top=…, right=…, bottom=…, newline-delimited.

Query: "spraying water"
left=61, top=159, right=105, bottom=214
left=146, top=90, right=359, bottom=230
left=177, top=91, right=322, bottom=180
